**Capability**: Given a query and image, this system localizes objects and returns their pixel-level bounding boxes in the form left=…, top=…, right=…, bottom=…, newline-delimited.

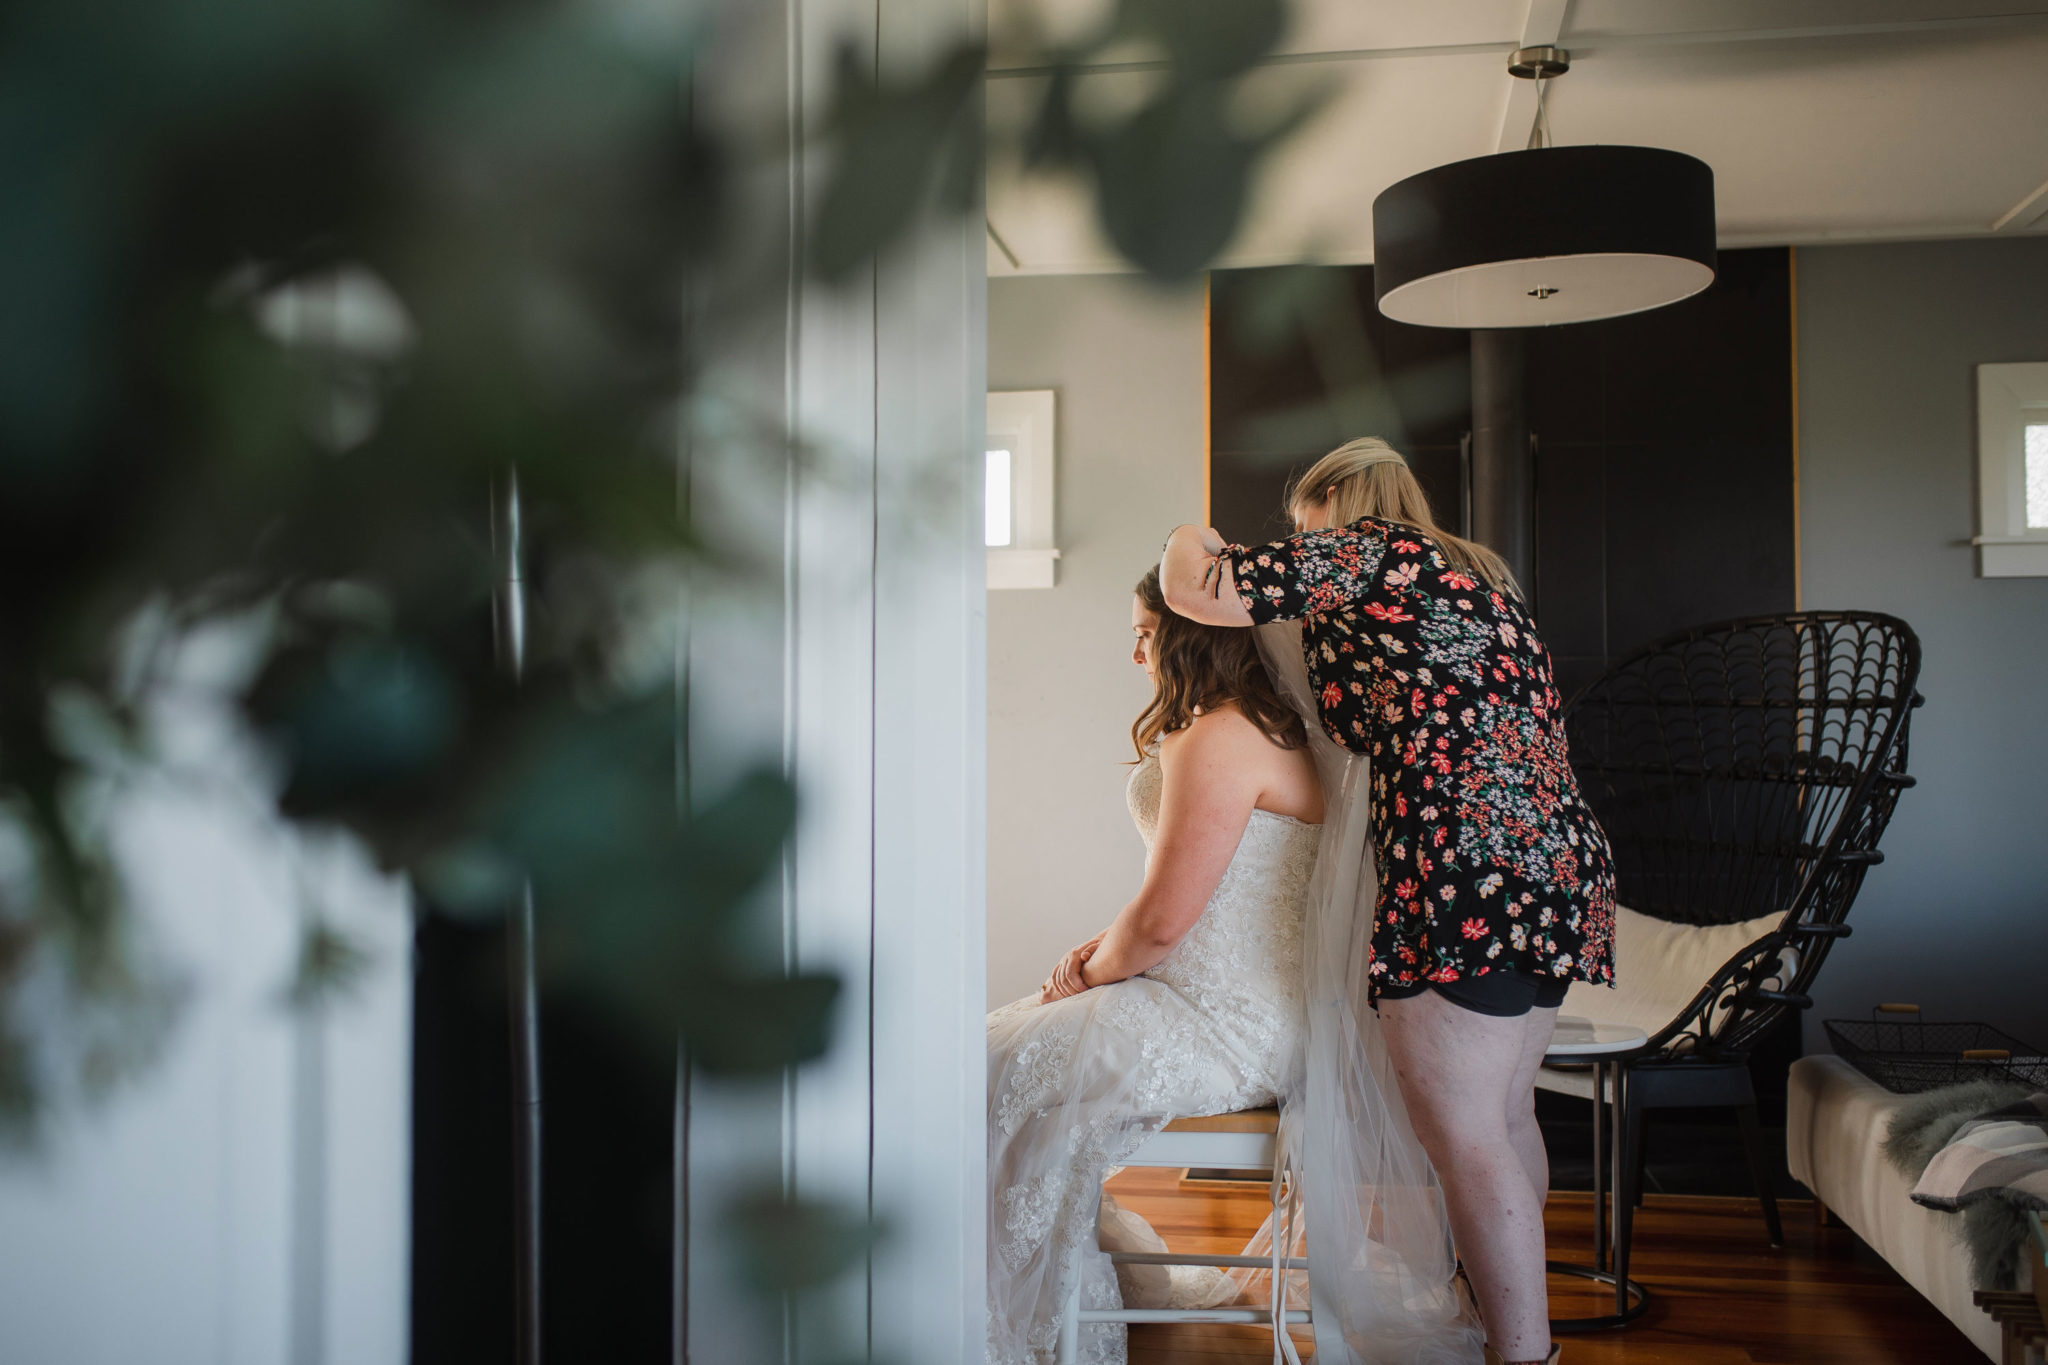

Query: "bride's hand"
left=1040, top=933, right=1105, bottom=1004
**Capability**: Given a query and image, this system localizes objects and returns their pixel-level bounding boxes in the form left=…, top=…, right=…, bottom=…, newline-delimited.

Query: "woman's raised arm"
left=1180, top=520, right=1396, bottom=627
left=1160, top=525, right=1253, bottom=627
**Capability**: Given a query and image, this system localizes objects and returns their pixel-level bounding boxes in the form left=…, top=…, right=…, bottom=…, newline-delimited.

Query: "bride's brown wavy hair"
left=1131, top=568, right=1306, bottom=761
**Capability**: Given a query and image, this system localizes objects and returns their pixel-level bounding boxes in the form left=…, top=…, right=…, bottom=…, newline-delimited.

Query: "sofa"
left=1787, top=1054, right=2006, bottom=1359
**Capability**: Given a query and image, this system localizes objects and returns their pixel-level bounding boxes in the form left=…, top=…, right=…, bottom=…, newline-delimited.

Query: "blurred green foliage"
left=0, top=0, right=1321, bottom=1328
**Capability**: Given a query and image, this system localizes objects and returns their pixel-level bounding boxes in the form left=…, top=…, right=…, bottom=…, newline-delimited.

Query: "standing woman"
left=1162, top=437, right=1615, bottom=1365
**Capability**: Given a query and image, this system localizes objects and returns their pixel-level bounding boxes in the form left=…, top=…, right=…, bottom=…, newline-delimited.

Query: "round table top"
left=1545, top=1015, right=1649, bottom=1057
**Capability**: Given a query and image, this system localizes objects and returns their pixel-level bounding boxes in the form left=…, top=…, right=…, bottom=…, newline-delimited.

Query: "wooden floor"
left=1105, top=1168, right=1983, bottom=1364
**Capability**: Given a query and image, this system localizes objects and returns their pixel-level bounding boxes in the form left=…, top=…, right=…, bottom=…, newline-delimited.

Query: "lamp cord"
left=1527, top=75, right=1553, bottom=151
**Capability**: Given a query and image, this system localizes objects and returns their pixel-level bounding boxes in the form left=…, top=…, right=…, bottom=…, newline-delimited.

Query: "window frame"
left=1976, top=362, right=2048, bottom=577
left=986, top=389, right=1058, bottom=589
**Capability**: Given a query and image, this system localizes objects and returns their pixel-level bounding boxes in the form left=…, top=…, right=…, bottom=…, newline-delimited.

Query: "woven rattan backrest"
left=1563, top=613, right=1921, bottom=1057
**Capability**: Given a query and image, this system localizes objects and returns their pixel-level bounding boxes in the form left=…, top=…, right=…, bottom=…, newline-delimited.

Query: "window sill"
left=988, top=547, right=1060, bottom=590
left=1975, top=538, right=2048, bottom=577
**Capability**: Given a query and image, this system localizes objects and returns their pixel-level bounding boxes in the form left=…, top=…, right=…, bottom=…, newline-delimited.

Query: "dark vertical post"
left=1470, top=328, right=1534, bottom=606
left=493, top=471, right=543, bottom=1365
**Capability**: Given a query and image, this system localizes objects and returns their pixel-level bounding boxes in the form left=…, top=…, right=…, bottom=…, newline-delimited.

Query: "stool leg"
left=1055, top=1267, right=1081, bottom=1365
left=1270, top=1163, right=1286, bottom=1365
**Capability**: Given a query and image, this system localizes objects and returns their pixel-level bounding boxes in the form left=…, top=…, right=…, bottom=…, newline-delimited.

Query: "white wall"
left=985, top=275, right=1206, bottom=1009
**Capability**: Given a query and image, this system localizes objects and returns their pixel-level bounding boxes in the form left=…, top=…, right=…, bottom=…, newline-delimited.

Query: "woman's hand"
left=1039, top=932, right=1105, bottom=1004
left=1160, top=525, right=1252, bottom=627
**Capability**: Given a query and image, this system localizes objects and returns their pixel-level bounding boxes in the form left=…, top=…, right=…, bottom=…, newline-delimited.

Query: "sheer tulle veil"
left=1253, top=621, right=1484, bottom=1365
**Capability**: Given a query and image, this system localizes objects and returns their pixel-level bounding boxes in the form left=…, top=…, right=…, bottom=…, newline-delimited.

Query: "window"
left=2026, top=421, right=2048, bottom=530
left=986, top=390, right=1058, bottom=589
left=1975, top=364, right=2048, bottom=577
left=985, top=448, right=1013, bottom=546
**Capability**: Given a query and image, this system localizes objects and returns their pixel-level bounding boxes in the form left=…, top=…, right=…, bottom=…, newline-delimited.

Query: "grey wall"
left=1796, top=236, right=2048, bottom=1047
left=986, top=275, right=1205, bottom=1009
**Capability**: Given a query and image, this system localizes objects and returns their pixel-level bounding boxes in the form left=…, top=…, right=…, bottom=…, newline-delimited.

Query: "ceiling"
left=984, top=0, right=2048, bottom=275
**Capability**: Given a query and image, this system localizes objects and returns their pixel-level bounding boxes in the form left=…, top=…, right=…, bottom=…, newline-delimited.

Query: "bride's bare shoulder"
left=1156, top=704, right=1266, bottom=763
left=1161, top=704, right=1322, bottom=821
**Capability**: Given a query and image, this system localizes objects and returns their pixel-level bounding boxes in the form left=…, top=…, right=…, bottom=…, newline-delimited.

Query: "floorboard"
left=1103, top=1169, right=1983, bottom=1363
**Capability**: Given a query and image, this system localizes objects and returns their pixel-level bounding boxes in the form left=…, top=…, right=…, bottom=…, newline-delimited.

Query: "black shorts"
left=1375, top=969, right=1568, bottom=1018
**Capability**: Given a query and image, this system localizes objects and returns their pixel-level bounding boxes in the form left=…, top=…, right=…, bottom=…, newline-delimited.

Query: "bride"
left=988, top=564, right=1487, bottom=1365
left=986, top=567, right=1324, bottom=1364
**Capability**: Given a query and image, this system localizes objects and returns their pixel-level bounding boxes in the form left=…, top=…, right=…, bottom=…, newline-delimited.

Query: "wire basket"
left=1824, top=1004, right=2048, bottom=1094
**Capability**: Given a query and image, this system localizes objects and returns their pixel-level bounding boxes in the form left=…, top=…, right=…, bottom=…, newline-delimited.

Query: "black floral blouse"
left=1226, top=517, right=1616, bottom=998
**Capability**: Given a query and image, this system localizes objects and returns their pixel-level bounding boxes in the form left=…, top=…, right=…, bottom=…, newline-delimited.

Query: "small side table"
left=1543, top=1016, right=1651, bottom=1332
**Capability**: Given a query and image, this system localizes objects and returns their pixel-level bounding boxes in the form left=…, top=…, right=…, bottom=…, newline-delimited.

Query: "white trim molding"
left=681, top=1, right=985, bottom=1359
left=1975, top=362, right=2048, bottom=577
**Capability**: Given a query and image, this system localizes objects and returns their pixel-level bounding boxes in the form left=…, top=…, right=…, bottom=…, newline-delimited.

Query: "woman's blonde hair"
left=1286, top=437, right=1520, bottom=597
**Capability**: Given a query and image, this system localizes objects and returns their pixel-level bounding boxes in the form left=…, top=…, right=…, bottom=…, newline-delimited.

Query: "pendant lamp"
left=1372, top=46, right=1716, bottom=329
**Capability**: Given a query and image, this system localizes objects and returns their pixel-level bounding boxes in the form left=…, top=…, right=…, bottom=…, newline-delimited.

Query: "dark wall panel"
left=412, top=914, right=674, bottom=1364
left=1209, top=250, right=1796, bottom=687
left=1208, top=268, right=1469, bottom=550
left=1530, top=438, right=1606, bottom=700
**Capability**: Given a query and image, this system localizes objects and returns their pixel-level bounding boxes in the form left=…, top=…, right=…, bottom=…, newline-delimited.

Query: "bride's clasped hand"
left=1038, top=932, right=1100, bottom=1003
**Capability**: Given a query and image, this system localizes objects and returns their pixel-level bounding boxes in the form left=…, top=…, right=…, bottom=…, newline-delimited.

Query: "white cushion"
left=1539, top=905, right=1792, bottom=1096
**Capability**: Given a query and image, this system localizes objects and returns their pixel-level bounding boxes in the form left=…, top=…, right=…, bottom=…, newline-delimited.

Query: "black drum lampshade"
left=1372, top=144, right=1716, bottom=329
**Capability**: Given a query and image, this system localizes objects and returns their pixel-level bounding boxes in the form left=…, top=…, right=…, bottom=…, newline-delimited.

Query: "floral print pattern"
left=1227, top=516, right=1616, bottom=998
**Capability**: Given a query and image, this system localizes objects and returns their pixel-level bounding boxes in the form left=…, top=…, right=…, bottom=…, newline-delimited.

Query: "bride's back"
left=1126, top=709, right=1320, bottom=1079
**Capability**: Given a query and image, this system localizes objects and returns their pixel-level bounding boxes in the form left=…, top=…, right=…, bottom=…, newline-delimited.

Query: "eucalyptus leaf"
left=811, top=42, right=984, bottom=283
left=284, top=921, right=373, bottom=1008
left=676, top=971, right=840, bottom=1075
left=1116, top=0, right=1288, bottom=78
left=724, top=1187, right=883, bottom=1292
left=265, top=638, right=464, bottom=810
left=1022, top=65, right=1083, bottom=169
left=0, top=0, right=1319, bottom=1337
left=1090, top=84, right=1254, bottom=282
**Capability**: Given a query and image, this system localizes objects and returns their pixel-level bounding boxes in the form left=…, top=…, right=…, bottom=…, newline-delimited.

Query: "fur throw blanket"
left=1882, top=1079, right=2043, bottom=1290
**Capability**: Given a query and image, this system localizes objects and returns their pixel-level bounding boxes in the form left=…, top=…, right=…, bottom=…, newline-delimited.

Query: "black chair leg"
left=1737, top=1101, right=1784, bottom=1247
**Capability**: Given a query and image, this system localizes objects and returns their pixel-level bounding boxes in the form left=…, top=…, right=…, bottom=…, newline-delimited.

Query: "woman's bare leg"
left=1379, top=991, right=1557, bottom=1362
left=1510, top=1006, right=1559, bottom=1208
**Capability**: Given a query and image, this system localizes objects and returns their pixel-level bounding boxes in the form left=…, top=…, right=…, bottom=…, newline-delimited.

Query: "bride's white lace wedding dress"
left=986, top=748, right=1319, bottom=1365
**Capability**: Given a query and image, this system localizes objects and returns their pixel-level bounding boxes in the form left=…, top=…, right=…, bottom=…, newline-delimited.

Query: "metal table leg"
left=1590, top=1061, right=1607, bottom=1273
left=1549, top=1059, right=1649, bottom=1333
